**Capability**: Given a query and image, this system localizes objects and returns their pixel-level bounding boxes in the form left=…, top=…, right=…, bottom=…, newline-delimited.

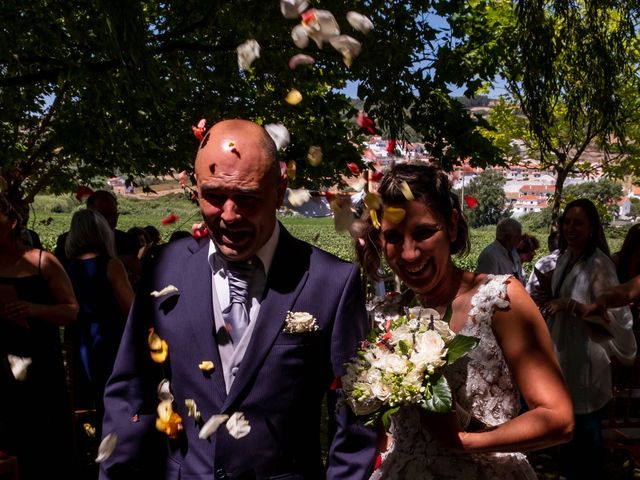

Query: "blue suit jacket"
left=100, top=226, right=377, bottom=479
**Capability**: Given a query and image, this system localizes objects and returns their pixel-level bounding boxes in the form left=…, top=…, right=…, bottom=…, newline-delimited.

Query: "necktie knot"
left=220, top=256, right=260, bottom=346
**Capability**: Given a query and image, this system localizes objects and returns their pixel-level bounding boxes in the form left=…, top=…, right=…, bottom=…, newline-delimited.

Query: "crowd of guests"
left=0, top=153, right=639, bottom=479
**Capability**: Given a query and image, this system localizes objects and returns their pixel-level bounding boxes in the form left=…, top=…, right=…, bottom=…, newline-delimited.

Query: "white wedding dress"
left=371, top=275, right=537, bottom=480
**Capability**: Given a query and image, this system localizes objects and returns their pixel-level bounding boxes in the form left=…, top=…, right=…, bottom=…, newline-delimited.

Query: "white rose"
left=364, top=368, right=382, bottom=384
left=349, top=396, right=382, bottom=416
left=373, top=353, right=409, bottom=375
left=432, top=320, right=455, bottom=342
left=388, top=324, right=413, bottom=347
left=410, top=330, right=447, bottom=372
left=371, top=380, right=392, bottom=402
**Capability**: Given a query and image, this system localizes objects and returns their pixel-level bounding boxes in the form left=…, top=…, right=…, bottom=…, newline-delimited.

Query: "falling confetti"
left=237, top=39, right=261, bottom=70
left=157, top=379, right=174, bottom=402
left=150, top=285, right=179, bottom=298
left=75, top=186, right=94, bottom=202
left=280, top=0, right=309, bottom=19
left=301, top=9, right=340, bottom=48
left=7, top=354, right=31, bottom=381
left=198, top=360, right=215, bottom=372
left=383, top=207, right=406, bottom=224
left=148, top=328, right=169, bottom=363
left=287, top=188, right=311, bottom=207
left=288, top=53, right=315, bottom=70
left=161, top=213, right=179, bottom=225
left=346, top=11, right=374, bottom=34
left=199, top=414, right=229, bottom=439
left=265, top=123, right=291, bottom=151
left=286, top=160, right=297, bottom=180
left=226, top=412, right=251, bottom=439
left=464, top=195, right=479, bottom=209
left=307, top=146, right=323, bottom=166
left=356, top=111, right=376, bottom=134
left=329, top=35, right=362, bottom=67
left=95, top=433, right=118, bottom=464
left=399, top=180, right=414, bottom=201
left=185, top=399, right=202, bottom=423
left=192, top=119, right=206, bottom=140
left=347, top=162, right=360, bottom=175
left=285, top=89, right=303, bottom=105
left=291, top=24, right=310, bottom=49
left=192, top=222, right=209, bottom=239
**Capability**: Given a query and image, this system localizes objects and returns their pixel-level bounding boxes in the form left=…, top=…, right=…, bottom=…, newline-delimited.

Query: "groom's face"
left=195, top=120, right=286, bottom=261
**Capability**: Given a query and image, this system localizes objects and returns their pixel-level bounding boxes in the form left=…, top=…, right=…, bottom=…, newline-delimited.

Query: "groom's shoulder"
left=142, top=235, right=207, bottom=270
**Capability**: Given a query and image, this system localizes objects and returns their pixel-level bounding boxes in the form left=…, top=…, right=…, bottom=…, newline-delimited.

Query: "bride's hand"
left=419, top=409, right=465, bottom=452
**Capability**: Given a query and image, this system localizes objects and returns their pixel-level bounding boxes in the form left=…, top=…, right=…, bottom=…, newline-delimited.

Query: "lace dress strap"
left=468, top=274, right=511, bottom=326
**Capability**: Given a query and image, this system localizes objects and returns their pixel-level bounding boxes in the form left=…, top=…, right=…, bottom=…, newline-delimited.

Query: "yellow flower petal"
left=371, top=209, right=381, bottom=229
left=285, top=89, right=303, bottom=105
left=364, top=192, right=381, bottom=210
left=198, top=360, right=215, bottom=372
left=286, top=160, right=296, bottom=180
left=148, top=328, right=169, bottom=363
left=156, top=399, right=183, bottom=439
left=399, top=180, right=414, bottom=201
left=383, top=207, right=406, bottom=224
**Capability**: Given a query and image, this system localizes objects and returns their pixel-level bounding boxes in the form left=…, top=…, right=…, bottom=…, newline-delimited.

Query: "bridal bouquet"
left=343, top=301, right=479, bottom=427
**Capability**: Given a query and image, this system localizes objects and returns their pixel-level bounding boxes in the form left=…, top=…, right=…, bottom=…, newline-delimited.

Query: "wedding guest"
left=143, top=225, right=162, bottom=245
left=64, top=209, right=133, bottom=436
left=0, top=193, right=79, bottom=480
left=544, top=198, right=636, bottom=480
left=612, top=223, right=640, bottom=283
left=526, top=232, right=560, bottom=310
left=517, top=233, right=539, bottom=266
left=476, top=217, right=524, bottom=283
left=100, top=119, right=376, bottom=479
left=358, top=163, right=573, bottom=479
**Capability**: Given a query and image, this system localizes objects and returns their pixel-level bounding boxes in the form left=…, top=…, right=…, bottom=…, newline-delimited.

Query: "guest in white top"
left=544, top=198, right=636, bottom=480
left=476, top=218, right=524, bottom=283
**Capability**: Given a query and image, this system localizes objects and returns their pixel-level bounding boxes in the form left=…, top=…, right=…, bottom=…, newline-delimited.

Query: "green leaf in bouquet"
left=381, top=406, right=400, bottom=430
left=423, top=375, right=452, bottom=412
left=442, top=302, right=453, bottom=324
left=398, top=339, right=411, bottom=356
left=447, top=334, right=480, bottom=364
left=364, top=410, right=382, bottom=428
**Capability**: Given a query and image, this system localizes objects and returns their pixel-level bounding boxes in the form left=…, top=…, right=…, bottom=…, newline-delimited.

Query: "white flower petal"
left=346, top=11, right=374, bottom=34
left=237, top=39, right=261, bottom=71
left=157, top=379, right=173, bottom=402
left=280, top=0, right=309, bottom=19
left=292, top=24, right=310, bottom=49
left=287, top=188, right=311, bottom=207
left=226, top=412, right=251, bottom=439
left=198, top=414, right=229, bottom=439
left=150, top=285, right=179, bottom=298
left=303, top=9, right=340, bottom=48
left=7, top=354, right=31, bottom=381
left=95, top=433, right=118, bottom=464
left=329, top=35, right=362, bottom=67
left=264, top=123, right=290, bottom=151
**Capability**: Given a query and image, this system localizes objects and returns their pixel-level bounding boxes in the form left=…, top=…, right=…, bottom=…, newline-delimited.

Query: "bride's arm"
left=448, top=278, right=574, bottom=454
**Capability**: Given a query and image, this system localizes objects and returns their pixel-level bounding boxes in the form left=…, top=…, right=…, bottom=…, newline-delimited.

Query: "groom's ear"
left=275, top=170, right=288, bottom=208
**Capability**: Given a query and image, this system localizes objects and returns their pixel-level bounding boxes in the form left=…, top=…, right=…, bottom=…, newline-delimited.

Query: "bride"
left=356, top=163, right=573, bottom=479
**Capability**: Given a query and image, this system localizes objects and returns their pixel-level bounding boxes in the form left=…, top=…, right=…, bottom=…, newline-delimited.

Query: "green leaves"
left=446, top=334, right=479, bottom=365
left=423, top=375, right=452, bottom=413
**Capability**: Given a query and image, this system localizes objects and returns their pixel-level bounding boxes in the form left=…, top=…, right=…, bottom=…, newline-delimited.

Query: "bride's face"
left=380, top=200, right=457, bottom=296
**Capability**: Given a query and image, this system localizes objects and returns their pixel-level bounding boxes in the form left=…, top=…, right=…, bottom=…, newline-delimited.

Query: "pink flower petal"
left=280, top=0, right=309, bottom=19
left=237, top=39, right=261, bottom=71
left=346, top=11, right=374, bottom=34
left=347, top=162, right=360, bottom=175
left=288, top=54, right=315, bottom=70
left=192, top=222, right=209, bottom=239
left=356, top=111, right=376, bottom=134
left=161, top=213, right=179, bottom=225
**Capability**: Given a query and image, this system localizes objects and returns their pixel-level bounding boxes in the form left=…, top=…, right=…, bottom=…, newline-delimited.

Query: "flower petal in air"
left=285, top=89, right=303, bottom=105
left=301, top=9, right=340, bottom=48
left=291, top=24, right=309, bottom=49
left=356, top=111, right=376, bottom=134
left=286, top=160, right=297, bottom=180
left=75, top=186, right=94, bottom=202
left=399, top=180, right=414, bottom=201
left=347, top=162, right=360, bottom=175
left=364, top=192, right=381, bottom=210
left=7, top=354, right=31, bottom=381
left=148, top=328, right=169, bottom=363
left=226, top=412, right=251, bottom=439
left=95, top=433, right=118, bottom=464
left=288, top=53, right=315, bottom=70
left=464, top=195, right=479, bottom=209
left=265, top=123, right=290, bottom=151
left=346, top=11, right=374, bottom=34
left=370, top=209, right=381, bottom=229
left=192, top=119, right=206, bottom=140
left=199, top=414, right=229, bottom=439
left=150, top=285, right=179, bottom=298
left=287, top=188, right=311, bottom=207
left=280, top=0, right=309, bottom=19
left=237, top=39, right=261, bottom=71
left=178, top=170, right=188, bottom=188
left=370, top=170, right=383, bottom=182
left=192, top=222, right=209, bottom=239
left=161, top=213, right=179, bottom=225
left=331, top=197, right=355, bottom=233
left=185, top=399, right=202, bottom=423
left=307, top=146, right=323, bottom=166
left=329, top=35, right=362, bottom=67
left=157, top=379, right=174, bottom=402
left=383, top=207, right=406, bottom=224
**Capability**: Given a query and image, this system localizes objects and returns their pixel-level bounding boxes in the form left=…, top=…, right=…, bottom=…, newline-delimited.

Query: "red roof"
left=519, top=184, right=556, bottom=194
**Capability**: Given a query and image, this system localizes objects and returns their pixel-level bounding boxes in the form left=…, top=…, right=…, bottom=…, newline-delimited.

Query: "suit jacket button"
left=215, top=467, right=228, bottom=479
left=231, top=366, right=239, bottom=376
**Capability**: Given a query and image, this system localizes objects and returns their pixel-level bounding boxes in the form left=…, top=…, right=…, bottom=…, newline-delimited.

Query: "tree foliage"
left=0, top=0, right=507, bottom=206
left=458, top=0, right=640, bottom=227
left=562, top=179, right=624, bottom=222
left=461, top=169, right=511, bottom=227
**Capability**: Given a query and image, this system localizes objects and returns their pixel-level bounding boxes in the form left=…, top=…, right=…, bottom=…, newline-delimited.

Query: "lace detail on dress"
left=371, top=275, right=536, bottom=480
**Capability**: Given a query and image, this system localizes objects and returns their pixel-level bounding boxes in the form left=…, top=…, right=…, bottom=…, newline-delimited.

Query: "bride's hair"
left=355, top=162, right=470, bottom=280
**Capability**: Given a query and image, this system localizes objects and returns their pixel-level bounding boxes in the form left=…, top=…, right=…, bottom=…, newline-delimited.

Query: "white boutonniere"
left=283, top=311, right=319, bottom=333
left=150, top=285, right=179, bottom=298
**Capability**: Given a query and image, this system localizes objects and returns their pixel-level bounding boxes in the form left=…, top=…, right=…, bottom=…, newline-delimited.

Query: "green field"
left=29, top=193, right=624, bottom=279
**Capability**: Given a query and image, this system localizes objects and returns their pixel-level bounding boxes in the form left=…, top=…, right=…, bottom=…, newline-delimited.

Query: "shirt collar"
left=207, top=220, right=280, bottom=277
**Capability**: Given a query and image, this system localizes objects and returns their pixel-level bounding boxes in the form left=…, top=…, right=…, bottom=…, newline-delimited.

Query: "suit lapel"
left=182, top=239, right=227, bottom=407
left=222, top=229, right=310, bottom=410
